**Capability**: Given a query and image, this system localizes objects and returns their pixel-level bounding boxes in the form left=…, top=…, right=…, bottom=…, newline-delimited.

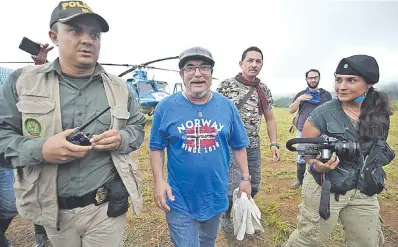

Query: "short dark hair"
left=306, top=69, right=320, bottom=78
left=241, top=46, right=263, bottom=61
left=50, top=22, right=58, bottom=32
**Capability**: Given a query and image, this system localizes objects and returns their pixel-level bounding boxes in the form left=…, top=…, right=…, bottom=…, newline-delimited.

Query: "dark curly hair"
left=359, top=86, right=393, bottom=141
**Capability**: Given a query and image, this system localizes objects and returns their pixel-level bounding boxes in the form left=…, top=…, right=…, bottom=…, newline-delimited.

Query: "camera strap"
left=289, top=94, right=308, bottom=133
left=319, top=173, right=331, bottom=221
left=237, top=86, right=256, bottom=110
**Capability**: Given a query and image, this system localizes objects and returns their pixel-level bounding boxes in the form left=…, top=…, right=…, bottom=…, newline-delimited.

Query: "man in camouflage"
left=217, top=46, right=280, bottom=234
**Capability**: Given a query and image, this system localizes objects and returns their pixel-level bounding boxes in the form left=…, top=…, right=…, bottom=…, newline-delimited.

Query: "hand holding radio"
left=66, top=106, right=121, bottom=150
left=65, top=107, right=111, bottom=146
left=42, top=129, right=92, bottom=164
left=42, top=107, right=111, bottom=164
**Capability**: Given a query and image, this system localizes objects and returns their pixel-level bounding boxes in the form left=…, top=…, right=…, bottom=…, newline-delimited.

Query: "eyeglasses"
left=182, top=65, right=212, bottom=74
left=307, top=76, right=319, bottom=80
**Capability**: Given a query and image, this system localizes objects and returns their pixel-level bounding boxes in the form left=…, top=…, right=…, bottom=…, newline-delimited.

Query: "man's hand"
left=31, top=43, right=54, bottom=65
left=298, top=94, right=312, bottom=102
left=42, top=129, right=91, bottom=164
left=313, top=153, right=340, bottom=173
left=90, top=129, right=122, bottom=150
left=153, top=179, right=175, bottom=211
left=238, top=180, right=252, bottom=199
left=271, top=146, right=280, bottom=163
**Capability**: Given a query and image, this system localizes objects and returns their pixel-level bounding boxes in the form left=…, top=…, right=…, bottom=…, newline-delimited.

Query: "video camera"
left=287, top=135, right=361, bottom=220
left=286, top=135, right=360, bottom=163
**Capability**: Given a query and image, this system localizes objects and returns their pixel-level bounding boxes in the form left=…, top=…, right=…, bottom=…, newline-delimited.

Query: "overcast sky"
left=1, top=0, right=397, bottom=97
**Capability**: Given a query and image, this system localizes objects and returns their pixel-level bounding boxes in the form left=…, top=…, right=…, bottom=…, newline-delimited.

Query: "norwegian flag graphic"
left=186, top=125, right=217, bottom=148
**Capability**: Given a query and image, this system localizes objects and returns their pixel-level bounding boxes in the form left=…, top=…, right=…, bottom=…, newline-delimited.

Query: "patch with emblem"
left=23, top=118, right=42, bottom=137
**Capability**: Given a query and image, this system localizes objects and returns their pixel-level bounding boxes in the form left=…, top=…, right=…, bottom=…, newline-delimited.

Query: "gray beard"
left=188, top=90, right=209, bottom=99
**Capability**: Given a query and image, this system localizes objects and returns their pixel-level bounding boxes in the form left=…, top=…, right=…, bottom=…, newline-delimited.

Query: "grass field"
left=6, top=107, right=398, bottom=247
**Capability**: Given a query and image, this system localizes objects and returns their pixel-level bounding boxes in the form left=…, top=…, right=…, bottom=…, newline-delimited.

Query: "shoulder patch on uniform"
left=24, top=117, right=42, bottom=137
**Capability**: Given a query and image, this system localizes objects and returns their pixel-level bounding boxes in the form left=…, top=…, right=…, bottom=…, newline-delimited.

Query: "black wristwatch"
left=241, top=175, right=251, bottom=181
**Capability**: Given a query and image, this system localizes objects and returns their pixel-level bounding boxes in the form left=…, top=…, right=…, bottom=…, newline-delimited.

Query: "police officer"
left=284, top=55, right=394, bottom=247
left=0, top=1, right=146, bottom=247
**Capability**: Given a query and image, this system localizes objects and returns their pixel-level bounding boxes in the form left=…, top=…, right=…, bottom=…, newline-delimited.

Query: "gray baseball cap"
left=178, top=47, right=215, bottom=69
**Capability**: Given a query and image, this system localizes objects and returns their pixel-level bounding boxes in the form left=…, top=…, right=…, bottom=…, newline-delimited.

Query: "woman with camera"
left=284, top=55, right=394, bottom=247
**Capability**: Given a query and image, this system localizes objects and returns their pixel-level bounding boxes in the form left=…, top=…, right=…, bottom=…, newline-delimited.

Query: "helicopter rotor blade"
left=100, top=63, right=137, bottom=67
left=0, top=56, right=179, bottom=75
left=0, top=57, right=220, bottom=79
left=0, top=61, right=34, bottom=64
left=0, top=61, right=135, bottom=66
left=0, top=61, right=138, bottom=67
left=145, top=66, right=180, bottom=73
left=118, top=56, right=179, bottom=77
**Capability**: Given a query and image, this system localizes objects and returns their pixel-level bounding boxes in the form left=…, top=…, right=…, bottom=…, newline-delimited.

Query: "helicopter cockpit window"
left=157, top=82, right=170, bottom=94
left=137, top=82, right=155, bottom=92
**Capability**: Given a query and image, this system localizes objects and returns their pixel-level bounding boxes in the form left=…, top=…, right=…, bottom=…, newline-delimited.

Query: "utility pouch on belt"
left=103, top=177, right=129, bottom=217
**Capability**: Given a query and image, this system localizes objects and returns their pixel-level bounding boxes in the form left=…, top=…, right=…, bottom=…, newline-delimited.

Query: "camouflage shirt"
left=216, top=77, right=274, bottom=149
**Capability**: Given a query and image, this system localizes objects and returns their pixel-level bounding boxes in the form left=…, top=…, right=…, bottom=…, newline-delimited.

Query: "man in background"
left=0, top=44, right=55, bottom=247
left=288, top=69, right=332, bottom=189
left=217, top=46, right=280, bottom=234
left=0, top=66, right=17, bottom=247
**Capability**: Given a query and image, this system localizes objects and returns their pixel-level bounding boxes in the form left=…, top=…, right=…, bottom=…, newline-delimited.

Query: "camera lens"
left=334, top=140, right=358, bottom=159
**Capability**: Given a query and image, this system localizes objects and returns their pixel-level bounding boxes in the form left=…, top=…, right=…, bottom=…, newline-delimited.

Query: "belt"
left=58, top=189, right=100, bottom=210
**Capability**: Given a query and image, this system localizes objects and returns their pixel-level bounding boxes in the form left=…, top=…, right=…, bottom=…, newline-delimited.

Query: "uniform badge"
left=344, top=64, right=348, bottom=68
left=23, top=118, right=42, bottom=137
left=95, top=187, right=108, bottom=205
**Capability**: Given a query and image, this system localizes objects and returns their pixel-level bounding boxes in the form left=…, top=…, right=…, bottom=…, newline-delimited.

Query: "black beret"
left=335, top=55, right=379, bottom=84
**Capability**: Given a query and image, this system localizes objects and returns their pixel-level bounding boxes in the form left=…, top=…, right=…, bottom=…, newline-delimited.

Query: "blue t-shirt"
left=149, top=91, right=249, bottom=220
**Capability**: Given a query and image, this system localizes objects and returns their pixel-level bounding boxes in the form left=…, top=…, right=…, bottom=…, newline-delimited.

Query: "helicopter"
left=124, top=69, right=183, bottom=116
left=114, top=56, right=184, bottom=116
